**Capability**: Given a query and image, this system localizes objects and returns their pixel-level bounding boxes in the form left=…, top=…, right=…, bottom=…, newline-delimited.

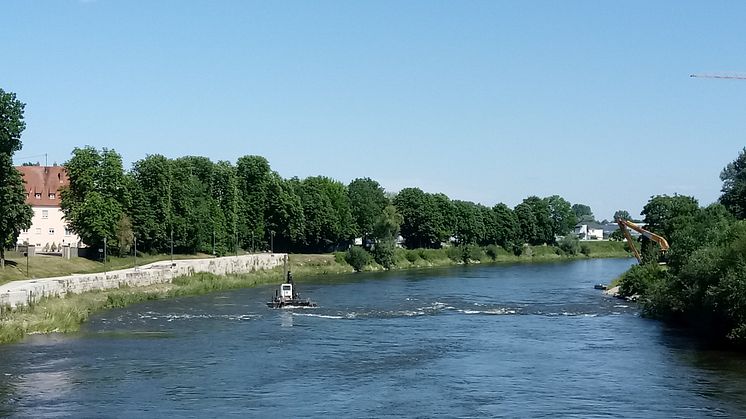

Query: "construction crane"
left=615, top=218, right=669, bottom=264
left=690, top=73, right=746, bottom=80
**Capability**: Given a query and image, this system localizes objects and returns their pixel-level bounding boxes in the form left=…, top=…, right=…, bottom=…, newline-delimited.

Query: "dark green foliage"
left=296, top=176, right=354, bottom=252
left=372, top=239, right=396, bottom=269
left=720, top=148, right=746, bottom=219
left=129, top=154, right=172, bottom=252
left=61, top=147, right=128, bottom=251
left=521, top=196, right=554, bottom=244
left=572, top=203, right=594, bottom=222
left=264, top=174, right=305, bottom=251
left=514, top=202, right=537, bottom=245
left=545, top=195, right=577, bottom=237
left=394, top=188, right=449, bottom=249
left=580, top=243, right=591, bottom=256
left=446, top=245, right=462, bottom=262
left=0, top=89, right=25, bottom=155
left=618, top=263, right=666, bottom=297
left=640, top=194, right=699, bottom=264
left=404, top=249, right=419, bottom=263
left=491, top=203, right=519, bottom=249
left=452, top=200, right=487, bottom=245
left=345, top=246, right=370, bottom=272
left=485, top=244, right=500, bottom=261
left=236, top=156, right=271, bottom=250
left=0, top=156, right=33, bottom=266
left=373, top=205, right=403, bottom=241
left=463, top=244, right=483, bottom=263
left=613, top=210, right=632, bottom=221
left=609, top=229, right=624, bottom=241
left=557, top=235, right=580, bottom=255
left=348, top=178, right=388, bottom=238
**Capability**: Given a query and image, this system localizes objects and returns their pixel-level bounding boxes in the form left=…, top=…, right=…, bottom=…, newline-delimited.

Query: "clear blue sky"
left=3, top=1, right=745, bottom=221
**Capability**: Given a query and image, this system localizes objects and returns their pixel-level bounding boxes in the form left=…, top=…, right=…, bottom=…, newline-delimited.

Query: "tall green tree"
left=640, top=194, right=699, bottom=264
left=211, top=161, right=238, bottom=255
left=0, top=156, right=33, bottom=267
left=295, top=176, right=353, bottom=251
left=236, top=155, right=272, bottom=250
left=371, top=204, right=403, bottom=269
left=60, top=147, right=128, bottom=250
left=613, top=210, right=632, bottom=221
left=394, top=188, right=449, bottom=249
left=572, top=203, right=594, bottom=222
left=514, top=202, right=538, bottom=245
left=544, top=195, right=577, bottom=236
left=491, top=203, right=519, bottom=249
left=348, top=178, right=388, bottom=238
left=0, top=89, right=26, bottom=155
left=720, top=147, right=746, bottom=219
left=452, top=200, right=486, bottom=245
left=522, top=196, right=554, bottom=244
left=264, top=173, right=305, bottom=251
left=0, top=89, right=33, bottom=267
left=129, top=154, right=172, bottom=252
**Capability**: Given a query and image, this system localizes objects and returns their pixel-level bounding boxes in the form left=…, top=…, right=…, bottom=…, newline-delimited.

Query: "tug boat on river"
left=266, top=271, right=317, bottom=308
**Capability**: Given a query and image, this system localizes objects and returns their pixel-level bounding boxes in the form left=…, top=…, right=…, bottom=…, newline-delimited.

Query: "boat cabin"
left=280, top=283, right=293, bottom=300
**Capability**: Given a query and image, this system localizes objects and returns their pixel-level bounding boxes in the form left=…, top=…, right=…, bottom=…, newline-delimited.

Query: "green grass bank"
left=0, top=242, right=629, bottom=344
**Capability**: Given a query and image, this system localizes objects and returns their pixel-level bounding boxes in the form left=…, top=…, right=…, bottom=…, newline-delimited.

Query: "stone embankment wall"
left=0, top=253, right=287, bottom=310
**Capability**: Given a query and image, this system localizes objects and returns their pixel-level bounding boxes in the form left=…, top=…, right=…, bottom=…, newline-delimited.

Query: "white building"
left=15, top=166, right=81, bottom=251
left=574, top=222, right=604, bottom=241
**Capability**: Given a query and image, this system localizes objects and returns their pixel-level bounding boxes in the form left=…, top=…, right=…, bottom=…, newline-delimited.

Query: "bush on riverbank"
left=334, top=241, right=629, bottom=271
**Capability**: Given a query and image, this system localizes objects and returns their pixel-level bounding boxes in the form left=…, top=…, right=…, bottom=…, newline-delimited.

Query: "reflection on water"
left=2, top=259, right=746, bottom=417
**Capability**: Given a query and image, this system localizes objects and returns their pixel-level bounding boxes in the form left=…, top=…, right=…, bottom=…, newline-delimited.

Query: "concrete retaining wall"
left=0, top=253, right=287, bottom=310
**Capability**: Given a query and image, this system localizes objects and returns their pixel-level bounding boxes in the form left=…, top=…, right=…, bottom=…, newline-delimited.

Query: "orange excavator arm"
left=616, top=219, right=669, bottom=263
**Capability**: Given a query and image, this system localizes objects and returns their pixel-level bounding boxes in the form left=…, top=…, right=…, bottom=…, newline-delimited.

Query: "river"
left=2, top=258, right=746, bottom=417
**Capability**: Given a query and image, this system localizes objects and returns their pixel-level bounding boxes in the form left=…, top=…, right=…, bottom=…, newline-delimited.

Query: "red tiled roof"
left=16, top=166, right=69, bottom=207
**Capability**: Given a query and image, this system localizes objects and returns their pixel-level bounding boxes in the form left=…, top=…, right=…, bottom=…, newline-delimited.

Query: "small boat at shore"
left=594, top=284, right=608, bottom=290
left=266, top=271, right=317, bottom=308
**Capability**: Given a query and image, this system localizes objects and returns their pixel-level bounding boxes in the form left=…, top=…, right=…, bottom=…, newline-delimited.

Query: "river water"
left=2, top=258, right=746, bottom=418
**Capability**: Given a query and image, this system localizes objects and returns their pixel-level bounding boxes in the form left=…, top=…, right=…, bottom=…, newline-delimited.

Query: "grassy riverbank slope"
left=0, top=252, right=215, bottom=285
left=0, top=241, right=629, bottom=343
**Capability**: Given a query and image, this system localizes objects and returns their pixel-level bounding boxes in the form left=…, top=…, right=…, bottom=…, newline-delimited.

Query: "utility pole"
left=212, top=230, right=216, bottom=257
left=103, top=237, right=107, bottom=277
left=133, top=236, right=137, bottom=270
left=170, top=228, right=174, bottom=265
left=270, top=230, right=275, bottom=253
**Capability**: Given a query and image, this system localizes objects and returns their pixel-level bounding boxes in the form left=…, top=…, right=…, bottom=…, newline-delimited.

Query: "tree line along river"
left=1, top=258, right=746, bottom=417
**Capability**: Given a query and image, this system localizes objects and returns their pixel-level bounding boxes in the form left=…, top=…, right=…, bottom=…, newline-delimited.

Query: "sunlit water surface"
left=2, top=258, right=746, bottom=417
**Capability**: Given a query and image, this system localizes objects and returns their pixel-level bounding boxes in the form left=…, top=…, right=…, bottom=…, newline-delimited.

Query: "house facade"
left=15, top=166, right=81, bottom=251
left=574, top=222, right=604, bottom=240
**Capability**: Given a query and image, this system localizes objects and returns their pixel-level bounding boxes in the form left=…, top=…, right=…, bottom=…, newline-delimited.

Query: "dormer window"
left=48, top=193, right=56, bottom=199
left=34, top=193, right=41, bottom=199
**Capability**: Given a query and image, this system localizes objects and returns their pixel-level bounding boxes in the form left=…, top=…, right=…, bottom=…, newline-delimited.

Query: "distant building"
left=574, top=221, right=604, bottom=240
left=15, top=166, right=81, bottom=251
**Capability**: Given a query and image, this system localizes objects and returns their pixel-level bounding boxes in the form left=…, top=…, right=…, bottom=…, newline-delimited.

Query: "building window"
left=21, top=229, right=28, bottom=233
left=49, top=228, right=55, bottom=235
left=48, top=193, right=56, bottom=199
left=42, top=210, right=49, bottom=219
left=64, top=228, right=72, bottom=236
left=34, top=193, right=41, bottom=199
left=35, top=228, right=41, bottom=235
